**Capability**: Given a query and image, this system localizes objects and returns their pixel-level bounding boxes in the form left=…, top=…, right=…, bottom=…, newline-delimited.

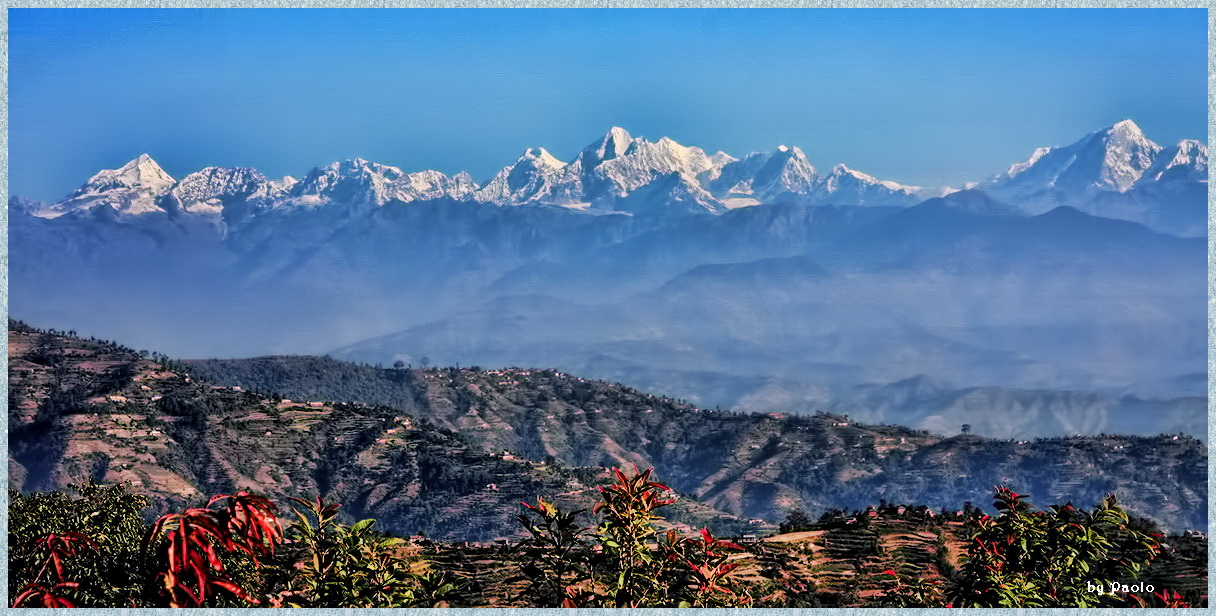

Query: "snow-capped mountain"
left=474, top=147, right=572, bottom=205
left=37, top=154, right=177, bottom=219
left=710, top=145, right=818, bottom=205
left=978, top=120, right=1207, bottom=233
left=20, top=120, right=1205, bottom=233
left=10, top=120, right=1205, bottom=441
left=1138, top=138, right=1208, bottom=185
left=807, top=163, right=938, bottom=207
left=512, top=127, right=731, bottom=213
left=168, top=166, right=294, bottom=216
left=284, top=158, right=477, bottom=209
left=14, top=129, right=952, bottom=221
left=985, top=120, right=1204, bottom=206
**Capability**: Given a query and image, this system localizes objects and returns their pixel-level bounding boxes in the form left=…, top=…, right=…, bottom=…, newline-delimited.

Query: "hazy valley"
left=9, top=121, right=1209, bottom=443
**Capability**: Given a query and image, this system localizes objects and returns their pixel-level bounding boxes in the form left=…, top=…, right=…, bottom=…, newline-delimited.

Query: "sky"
left=9, top=8, right=1209, bottom=203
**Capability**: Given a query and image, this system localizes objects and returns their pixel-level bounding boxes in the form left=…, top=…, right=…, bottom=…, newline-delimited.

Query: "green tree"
left=946, top=486, right=1160, bottom=607
left=779, top=507, right=814, bottom=533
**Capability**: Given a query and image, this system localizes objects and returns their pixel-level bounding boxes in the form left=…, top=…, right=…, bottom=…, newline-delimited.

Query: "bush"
left=9, top=485, right=457, bottom=608
left=144, top=491, right=282, bottom=607
left=515, top=467, right=751, bottom=608
left=268, top=496, right=459, bottom=607
left=9, top=483, right=149, bottom=607
left=945, top=487, right=1163, bottom=607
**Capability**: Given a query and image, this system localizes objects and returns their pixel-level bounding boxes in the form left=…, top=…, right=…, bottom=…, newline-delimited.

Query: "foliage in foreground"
left=8, top=474, right=1203, bottom=608
left=9, top=485, right=455, bottom=608
left=9, top=484, right=149, bottom=607
left=875, top=487, right=1186, bottom=608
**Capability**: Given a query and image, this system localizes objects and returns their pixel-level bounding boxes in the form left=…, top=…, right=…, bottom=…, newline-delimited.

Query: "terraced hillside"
left=188, top=357, right=1208, bottom=532
left=7, top=323, right=746, bottom=539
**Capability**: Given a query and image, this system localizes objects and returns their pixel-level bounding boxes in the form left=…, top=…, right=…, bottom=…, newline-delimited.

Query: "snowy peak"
left=810, top=163, right=926, bottom=206
left=1068, top=119, right=1162, bottom=192
left=1139, top=139, right=1208, bottom=185
left=750, top=145, right=817, bottom=198
left=583, top=126, right=636, bottom=163
left=92, top=153, right=177, bottom=192
left=521, top=147, right=566, bottom=170
left=475, top=146, right=576, bottom=205
left=39, top=154, right=177, bottom=218
left=75, top=154, right=175, bottom=196
left=288, top=158, right=406, bottom=207
left=578, top=131, right=719, bottom=205
left=288, top=158, right=472, bottom=207
left=987, top=120, right=1166, bottom=201
left=173, top=166, right=284, bottom=208
left=1001, top=147, right=1055, bottom=181
left=27, top=120, right=1197, bottom=226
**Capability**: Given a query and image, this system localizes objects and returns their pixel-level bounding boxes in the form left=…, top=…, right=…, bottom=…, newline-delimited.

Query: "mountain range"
left=21, top=120, right=1205, bottom=230
left=9, top=120, right=1207, bottom=440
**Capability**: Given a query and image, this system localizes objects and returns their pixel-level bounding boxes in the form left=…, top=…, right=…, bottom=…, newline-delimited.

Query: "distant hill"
left=186, top=354, right=1207, bottom=532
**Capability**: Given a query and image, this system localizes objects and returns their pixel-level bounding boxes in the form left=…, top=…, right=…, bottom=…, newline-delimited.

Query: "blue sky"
left=9, top=8, right=1208, bottom=202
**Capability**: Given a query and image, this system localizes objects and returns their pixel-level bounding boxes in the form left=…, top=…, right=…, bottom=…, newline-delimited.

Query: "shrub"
left=515, top=467, right=751, bottom=608
left=268, top=496, right=459, bottom=607
left=946, top=487, right=1161, bottom=607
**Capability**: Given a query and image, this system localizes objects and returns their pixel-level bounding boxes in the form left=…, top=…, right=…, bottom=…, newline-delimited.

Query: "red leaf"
left=12, top=587, right=41, bottom=608
left=212, top=579, right=260, bottom=604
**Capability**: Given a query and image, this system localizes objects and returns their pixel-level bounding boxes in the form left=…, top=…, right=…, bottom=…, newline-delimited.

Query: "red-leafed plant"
left=145, top=491, right=283, bottom=607
left=1152, top=589, right=1192, bottom=608
left=659, top=527, right=752, bottom=607
left=11, top=531, right=100, bottom=607
left=516, top=466, right=751, bottom=608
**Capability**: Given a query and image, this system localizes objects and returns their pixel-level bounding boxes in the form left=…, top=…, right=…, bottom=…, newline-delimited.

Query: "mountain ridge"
left=22, top=120, right=1205, bottom=234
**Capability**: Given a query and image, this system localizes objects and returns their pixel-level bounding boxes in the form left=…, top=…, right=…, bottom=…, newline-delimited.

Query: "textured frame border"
left=0, top=3, right=1210, bottom=615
